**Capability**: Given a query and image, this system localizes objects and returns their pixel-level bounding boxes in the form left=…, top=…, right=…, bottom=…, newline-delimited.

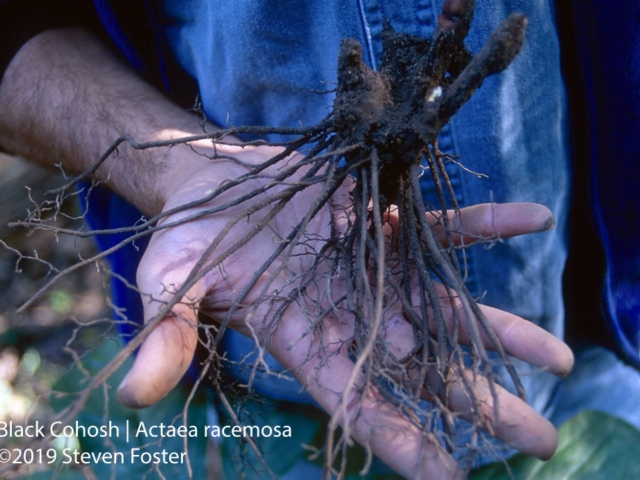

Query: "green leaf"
left=48, top=291, right=73, bottom=315
left=470, top=410, right=640, bottom=480
left=219, top=398, right=326, bottom=479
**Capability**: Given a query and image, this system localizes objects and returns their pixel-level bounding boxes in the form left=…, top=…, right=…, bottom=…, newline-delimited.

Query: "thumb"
left=117, top=248, right=204, bottom=409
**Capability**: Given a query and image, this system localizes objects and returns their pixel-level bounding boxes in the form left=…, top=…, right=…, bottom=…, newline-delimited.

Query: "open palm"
left=117, top=141, right=573, bottom=479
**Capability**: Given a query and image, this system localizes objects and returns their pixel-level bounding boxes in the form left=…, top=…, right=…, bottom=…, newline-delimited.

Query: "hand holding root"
left=116, top=139, right=572, bottom=479
left=0, top=0, right=572, bottom=477
left=113, top=2, right=572, bottom=477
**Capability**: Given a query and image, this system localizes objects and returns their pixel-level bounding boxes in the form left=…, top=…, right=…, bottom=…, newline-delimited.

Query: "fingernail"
left=117, top=374, right=146, bottom=409
left=542, top=214, right=555, bottom=231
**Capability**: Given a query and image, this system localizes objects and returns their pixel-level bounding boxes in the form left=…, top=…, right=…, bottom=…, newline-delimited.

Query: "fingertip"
left=116, top=359, right=171, bottom=408
left=495, top=202, right=554, bottom=234
left=527, top=203, right=554, bottom=232
left=534, top=423, right=559, bottom=461
left=117, top=376, right=155, bottom=409
left=534, top=334, right=574, bottom=378
left=117, top=315, right=197, bottom=409
left=556, top=343, right=575, bottom=379
left=507, top=410, right=559, bottom=461
left=542, top=212, right=555, bottom=232
left=527, top=203, right=555, bottom=232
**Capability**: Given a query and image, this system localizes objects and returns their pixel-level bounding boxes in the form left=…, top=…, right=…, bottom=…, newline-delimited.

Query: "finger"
left=431, top=363, right=559, bottom=460
left=288, top=334, right=464, bottom=479
left=399, top=283, right=574, bottom=378
left=117, top=305, right=199, bottom=408
left=472, top=304, right=574, bottom=377
left=385, top=202, right=554, bottom=247
left=269, top=303, right=463, bottom=479
left=117, top=238, right=205, bottom=409
left=380, top=312, right=561, bottom=459
left=435, top=290, right=574, bottom=377
left=428, top=202, right=555, bottom=246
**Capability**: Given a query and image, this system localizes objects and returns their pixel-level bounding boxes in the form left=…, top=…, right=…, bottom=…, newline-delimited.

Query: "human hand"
left=117, top=141, right=573, bottom=479
left=0, top=23, right=572, bottom=479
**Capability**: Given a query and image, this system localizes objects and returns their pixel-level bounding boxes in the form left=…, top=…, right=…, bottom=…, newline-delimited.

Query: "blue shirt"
left=154, top=0, right=570, bottom=411
left=85, top=0, right=640, bottom=423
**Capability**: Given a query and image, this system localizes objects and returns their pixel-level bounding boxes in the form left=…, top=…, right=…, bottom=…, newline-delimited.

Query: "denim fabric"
left=551, top=345, right=640, bottom=428
left=567, top=1, right=640, bottom=370
left=159, top=0, right=571, bottom=413
left=77, top=0, right=640, bottom=474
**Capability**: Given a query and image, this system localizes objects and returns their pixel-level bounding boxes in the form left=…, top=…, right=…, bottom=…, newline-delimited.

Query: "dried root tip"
left=429, top=13, right=528, bottom=131
left=337, top=39, right=367, bottom=90
left=436, top=0, right=475, bottom=40
left=482, top=13, right=528, bottom=75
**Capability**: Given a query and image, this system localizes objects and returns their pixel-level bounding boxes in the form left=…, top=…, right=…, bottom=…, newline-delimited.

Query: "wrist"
left=98, top=127, right=212, bottom=217
left=149, top=133, right=272, bottom=217
left=0, top=27, right=213, bottom=217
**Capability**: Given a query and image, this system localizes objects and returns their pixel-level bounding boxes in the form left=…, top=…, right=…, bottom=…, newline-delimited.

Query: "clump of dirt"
left=333, top=5, right=526, bottom=204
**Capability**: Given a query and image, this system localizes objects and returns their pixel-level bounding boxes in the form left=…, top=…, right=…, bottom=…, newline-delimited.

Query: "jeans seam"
left=356, top=0, right=377, bottom=69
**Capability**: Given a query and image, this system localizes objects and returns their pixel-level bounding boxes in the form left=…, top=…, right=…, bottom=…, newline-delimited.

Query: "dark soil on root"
left=332, top=14, right=525, bottom=206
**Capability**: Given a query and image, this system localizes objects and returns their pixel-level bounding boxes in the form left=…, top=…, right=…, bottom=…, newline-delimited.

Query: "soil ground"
left=0, top=153, right=109, bottom=455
